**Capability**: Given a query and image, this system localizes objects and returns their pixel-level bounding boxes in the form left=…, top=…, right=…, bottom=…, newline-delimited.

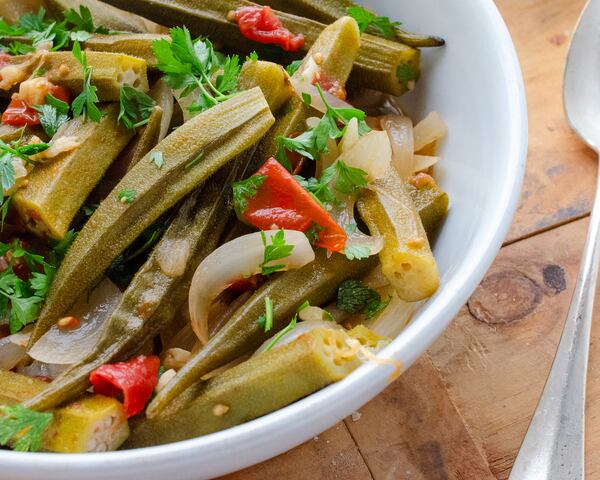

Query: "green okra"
left=13, top=103, right=135, bottom=240
left=0, top=370, right=47, bottom=405
left=84, top=34, right=169, bottom=69
left=100, top=0, right=420, bottom=96
left=147, top=250, right=377, bottom=418
left=238, top=60, right=292, bottom=115
left=127, top=327, right=362, bottom=447
left=40, top=50, right=149, bottom=102
left=0, top=0, right=45, bottom=24
left=27, top=87, right=274, bottom=346
left=253, top=16, right=360, bottom=170
left=357, top=169, right=439, bottom=302
left=406, top=178, right=449, bottom=238
left=45, top=0, right=165, bottom=34
left=252, top=0, right=445, bottom=47
left=23, top=166, right=245, bottom=412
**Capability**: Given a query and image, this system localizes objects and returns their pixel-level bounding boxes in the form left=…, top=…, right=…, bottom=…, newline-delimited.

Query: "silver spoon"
left=509, top=0, right=600, bottom=478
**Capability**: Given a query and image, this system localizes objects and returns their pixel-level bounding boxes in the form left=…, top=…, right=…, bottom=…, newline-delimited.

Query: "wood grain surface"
left=220, top=0, right=596, bottom=478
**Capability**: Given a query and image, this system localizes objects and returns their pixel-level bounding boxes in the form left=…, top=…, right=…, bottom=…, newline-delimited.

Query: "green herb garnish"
left=118, top=85, right=155, bottom=129
left=259, top=230, right=294, bottom=276
left=118, top=189, right=137, bottom=204
left=264, top=314, right=298, bottom=352
left=285, top=59, right=302, bottom=77
left=0, top=138, right=50, bottom=192
left=33, top=94, right=71, bottom=138
left=71, top=41, right=102, bottom=123
left=346, top=6, right=401, bottom=38
left=152, top=27, right=241, bottom=114
left=232, top=174, right=266, bottom=216
left=257, top=296, right=274, bottom=332
left=0, top=405, right=53, bottom=452
left=337, top=279, right=390, bottom=319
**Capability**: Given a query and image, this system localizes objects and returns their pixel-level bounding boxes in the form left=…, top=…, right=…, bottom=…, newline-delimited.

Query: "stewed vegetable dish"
left=0, top=0, right=448, bottom=452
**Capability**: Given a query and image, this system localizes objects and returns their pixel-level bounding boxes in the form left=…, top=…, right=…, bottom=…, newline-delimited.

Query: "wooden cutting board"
left=220, top=0, right=597, bottom=478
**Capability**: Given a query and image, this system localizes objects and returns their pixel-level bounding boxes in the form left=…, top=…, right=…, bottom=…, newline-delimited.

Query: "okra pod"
left=13, top=103, right=135, bottom=240
left=147, top=250, right=377, bottom=418
left=45, top=0, right=165, bottom=34
left=0, top=371, right=129, bottom=452
left=238, top=60, right=292, bottom=115
left=253, top=16, right=360, bottom=169
left=406, top=175, right=449, bottom=237
left=28, top=87, right=274, bottom=349
left=0, top=0, right=45, bottom=24
left=40, top=51, right=149, bottom=102
left=84, top=34, right=169, bottom=69
left=127, top=327, right=361, bottom=447
left=357, top=169, right=439, bottom=301
left=253, top=0, right=445, bottom=48
left=100, top=0, right=419, bottom=96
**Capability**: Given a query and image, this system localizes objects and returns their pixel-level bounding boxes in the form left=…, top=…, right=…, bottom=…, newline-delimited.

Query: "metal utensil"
left=509, top=1, right=600, bottom=478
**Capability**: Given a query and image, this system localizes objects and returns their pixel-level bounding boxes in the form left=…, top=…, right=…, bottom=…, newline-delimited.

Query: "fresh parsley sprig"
left=118, top=86, right=155, bottom=129
left=346, top=6, right=401, bottom=38
left=0, top=405, right=53, bottom=452
left=152, top=27, right=241, bottom=115
left=71, top=41, right=103, bottom=123
left=259, top=230, right=294, bottom=276
left=257, top=296, right=274, bottom=332
left=337, top=279, right=390, bottom=319
left=276, top=84, right=370, bottom=169
left=0, top=138, right=50, bottom=193
left=232, top=175, right=265, bottom=216
left=33, top=94, right=71, bottom=137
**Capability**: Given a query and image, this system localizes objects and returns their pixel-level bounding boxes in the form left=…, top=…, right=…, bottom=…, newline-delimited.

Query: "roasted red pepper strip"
left=238, top=158, right=346, bottom=252
left=2, top=84, right=70, bottom=127
left=89, top=355, right=160, bottom=418
left=233, top=6, right=305, bottom=52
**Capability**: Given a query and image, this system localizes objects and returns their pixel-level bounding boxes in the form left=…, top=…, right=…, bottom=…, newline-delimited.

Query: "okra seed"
left=212, top=403, right=230, bottom=416
left=406, top=237, right=425, bottom=250
left=57, top=316, right=80, bottom=330
left=313, top=52, right=324, bottom=65
left=226, top=10, right=236, bottom=22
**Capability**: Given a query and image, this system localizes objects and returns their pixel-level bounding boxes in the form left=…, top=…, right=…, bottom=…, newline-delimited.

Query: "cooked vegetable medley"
left=0, top=0, right=448, bottom=453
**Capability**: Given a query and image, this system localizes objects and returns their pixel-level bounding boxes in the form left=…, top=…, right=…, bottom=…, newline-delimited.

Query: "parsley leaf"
left=150, top=151, right=164, bottom=169
left=259, top=230, right=294, bottom=276
left=346, top=6, right=401, bottom=38
left=0, top=138, right=49, bottom=192
left=152, top=27, right=240, bottom=115
left=396, top=63, right=419, bottom=83
left=0, top=405, right=53, bottom=452
left=246, top=51, right=259, bottom=62
left=322, top=160, right=368, bottom=196
left=257, top=296, right=274, bottom=332
left=264, top=314, right=298, bottom=352
left=118, top=86, right=155, bottom=129
left=337, top=279, right=390, bottom=319
left=232, top=175, right=265, bottom=216
left=7, top=41, right=35, bottom=55
left=63, top=5, right=95, bottom=33
left=343, top=244, right=370, bottom=261
left=285, top=60, right=302, bottom=76
left=294, top=175, right=339, bottom=206
left=118, top=189, right=136, bottom=204
left=33, top=94, right=71, bottom=137
left=71, top=41, right=103, bottom=123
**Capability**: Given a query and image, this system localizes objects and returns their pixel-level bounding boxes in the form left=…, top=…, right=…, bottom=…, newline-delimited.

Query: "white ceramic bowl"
left=0, top=0, right=527, bottom=478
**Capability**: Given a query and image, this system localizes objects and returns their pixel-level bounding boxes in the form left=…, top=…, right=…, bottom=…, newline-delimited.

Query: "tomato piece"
left=314, top=72, right=347, bottom=100
left=233, top=6, right=305, bottom=52
left=90, top=355, right=160, bottom=418
left=239, top=158, right=346, bottom=252
left=2, top=97, right=40, bottom=126
left=49, top=84, right=70, bottom=104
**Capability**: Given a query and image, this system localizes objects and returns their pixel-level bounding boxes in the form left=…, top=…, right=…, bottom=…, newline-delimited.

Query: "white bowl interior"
left=0, top=1, right=527, bottom=479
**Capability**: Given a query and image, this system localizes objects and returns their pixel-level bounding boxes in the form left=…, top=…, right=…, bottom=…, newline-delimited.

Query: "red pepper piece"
left=233, top=6, right=305, bottom=52
left=2, top=83, right=70, bottom=127
left=239, top=158, right=346, bottom=252
left=89, top=355, right=160, bottom=418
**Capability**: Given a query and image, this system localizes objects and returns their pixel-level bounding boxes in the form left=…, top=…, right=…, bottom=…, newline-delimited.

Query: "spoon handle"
left=509, top=169, right=600, bottom=480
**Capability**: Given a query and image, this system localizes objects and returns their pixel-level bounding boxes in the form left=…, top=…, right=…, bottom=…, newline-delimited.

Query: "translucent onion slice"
left=156, top=238, right=191, bottom=278
left=189, top=230, right=315, bottom=345
left=28, top=278, right=122, bottom=365
left=0, top=326, right=32, bottom=370
left=414, top=154, right=441, bottom=172
left=413, top=112, right=448, bottom=152
left=336, top=130, right=391, bottom=181
left=299, top=305, right=333, bottom=323
left=17, top=360, right=70, bottom=379
left=254, top=321, right=344, bottom=355
left=290, top=76, right=354, bottom=114
left=381, top=115, right=414, bottom=179
left=339, top=117, right=360, bottom=153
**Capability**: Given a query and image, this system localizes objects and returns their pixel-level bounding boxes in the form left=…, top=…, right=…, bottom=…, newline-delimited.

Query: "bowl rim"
left=0, top=0, right=528, bottom=478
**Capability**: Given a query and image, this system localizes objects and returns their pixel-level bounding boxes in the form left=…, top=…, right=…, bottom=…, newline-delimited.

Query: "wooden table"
left=220, top=0, right=597, bottom=478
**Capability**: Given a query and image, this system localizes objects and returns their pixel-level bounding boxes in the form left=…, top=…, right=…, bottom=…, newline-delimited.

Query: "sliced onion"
left=299, top=306, right=333, bottom=323
left=254, top=321, right=344, bottom=355
left=32, top=136, right=80, bottom=162
left=0, top=326, right=32, bottom=370
left=337, top=130, right=391, bottom=182
left=17, top=360, right=69, bottom=379
left=28, top=278, right=122, bottom=365
left=290, top=75, right=354, bottom=115
left=156, top=238, right=191, bottom=278
left=348, top=88, right=404, bottom=117
left=365, top=287, right=419, bottom=338
left=339, top=117, right=360, bottom=153
left=413, top=112, right=448, bottom=152
left=381, top=115, right=414, bottom=179
left=189, top=230, right=315, bottom=344
left=414, top=154, right=440, bottom=172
